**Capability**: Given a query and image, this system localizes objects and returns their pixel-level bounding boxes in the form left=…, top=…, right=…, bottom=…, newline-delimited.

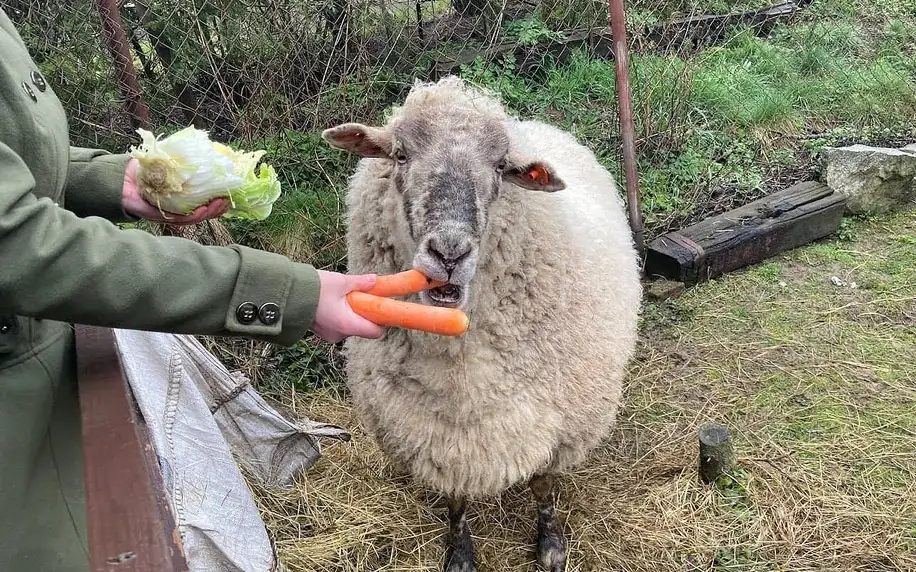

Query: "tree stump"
left=698, top=422, right=736, bottom=484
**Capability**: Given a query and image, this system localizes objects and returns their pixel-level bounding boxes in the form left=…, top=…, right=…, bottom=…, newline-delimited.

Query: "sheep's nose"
left=428, top=239, right=471, bottom=274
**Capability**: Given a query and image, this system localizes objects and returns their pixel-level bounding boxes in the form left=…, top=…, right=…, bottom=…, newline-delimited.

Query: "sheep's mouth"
left=421, top=284, right=464, bottom=308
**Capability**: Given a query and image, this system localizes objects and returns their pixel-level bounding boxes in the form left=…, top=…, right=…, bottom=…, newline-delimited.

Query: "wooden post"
left=698, top=422, right=736, bottom=484
left=76, top=325, right=188, bottom=572
left=96, top=0, right=150, bottom=129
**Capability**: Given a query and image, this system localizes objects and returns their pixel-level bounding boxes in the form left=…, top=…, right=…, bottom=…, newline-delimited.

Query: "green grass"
left=175, top=0, right=916, bottom=400
left=107, top=0, right=916, bottom=271
left=448, top=5, right=916, bottom=231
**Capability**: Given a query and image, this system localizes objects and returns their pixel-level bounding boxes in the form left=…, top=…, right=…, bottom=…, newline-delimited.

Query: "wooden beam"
left=644, top=181, right=846, bottom=285
left=75, top=325, right=188, bottom=572
left=428, top=26, right=615, bottom=79
left=644, top=0, right=811, bottom=53
left=95, top=0, right=149, bottom=129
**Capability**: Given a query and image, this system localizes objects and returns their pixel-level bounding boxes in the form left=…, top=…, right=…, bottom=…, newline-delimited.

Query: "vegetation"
left=118, top=0, right=908, bottom=398
left=210, top=0, right=916, bottom=293
left=8, top=0, right=916, bottom=567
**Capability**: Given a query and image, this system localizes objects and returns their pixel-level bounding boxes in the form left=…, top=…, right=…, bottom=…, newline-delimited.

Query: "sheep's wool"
left=342, top=77, right=642, bottom=499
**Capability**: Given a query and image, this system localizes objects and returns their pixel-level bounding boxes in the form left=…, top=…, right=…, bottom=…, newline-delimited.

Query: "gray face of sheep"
left=323, top=115, right=566, bottom=309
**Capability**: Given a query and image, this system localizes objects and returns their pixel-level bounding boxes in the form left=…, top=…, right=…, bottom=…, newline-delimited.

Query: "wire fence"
left=3, top=0, right=915, bottom=248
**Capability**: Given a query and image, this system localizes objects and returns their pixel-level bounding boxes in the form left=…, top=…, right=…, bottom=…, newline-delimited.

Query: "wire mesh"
left=3, top=0, right=915, bottom=252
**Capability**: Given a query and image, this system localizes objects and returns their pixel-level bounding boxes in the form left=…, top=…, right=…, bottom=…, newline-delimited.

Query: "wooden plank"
left=644, top=181, right=847, bottom=285
left=76, top=324, right=188, bottom=572
left=644, top=0, right=810, bottom=52
left=428, top=26, right=615, bottom=79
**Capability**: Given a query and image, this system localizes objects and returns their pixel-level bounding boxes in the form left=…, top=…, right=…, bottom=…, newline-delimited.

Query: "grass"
left=221, top=0, right=915, bottom=268
left=249, top=206, right=916, bottom=572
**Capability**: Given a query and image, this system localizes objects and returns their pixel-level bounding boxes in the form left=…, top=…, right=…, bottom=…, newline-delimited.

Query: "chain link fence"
left=4, top=0, right=622, bottom=149
left=5, top=0, right=914, bottom=251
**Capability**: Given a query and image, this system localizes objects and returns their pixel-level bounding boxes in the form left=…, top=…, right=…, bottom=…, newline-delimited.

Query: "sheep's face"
left=323, top=109, right=565, bottom=310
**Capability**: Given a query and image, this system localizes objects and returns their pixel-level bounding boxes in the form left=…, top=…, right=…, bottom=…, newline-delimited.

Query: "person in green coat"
left=0, top=7, right=385, bottom=571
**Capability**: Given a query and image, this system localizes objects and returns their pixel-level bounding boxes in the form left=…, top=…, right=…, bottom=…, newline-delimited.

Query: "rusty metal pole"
left=96, top=0, right=150, bottom=129
left=608, top=0, right=646, bottom=263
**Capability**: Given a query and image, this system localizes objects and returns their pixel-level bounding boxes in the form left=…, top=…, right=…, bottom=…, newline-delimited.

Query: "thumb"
left=344, top=273, right=378, bottom=293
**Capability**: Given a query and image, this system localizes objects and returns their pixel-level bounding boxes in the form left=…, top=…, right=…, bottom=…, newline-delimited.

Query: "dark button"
left=21, top=81, right=36, bottom=102
left=236, top=302, right=258, bottom=324
left=0, top=316, right=18, bottom=336
left=31, top=70, right=46, bottom=92
left=258, top=302, right=281, bottom=325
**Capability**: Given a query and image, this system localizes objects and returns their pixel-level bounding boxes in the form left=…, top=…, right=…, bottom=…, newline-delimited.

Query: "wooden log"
left=644, top=181, right=846, bottom=285
left=698, top=422, right=736, bottom=484
left=428, top=26, right=615, bottom=79
left=76, top=325, right=188, bottom=572
left=644, top=0, right=809, bottom=52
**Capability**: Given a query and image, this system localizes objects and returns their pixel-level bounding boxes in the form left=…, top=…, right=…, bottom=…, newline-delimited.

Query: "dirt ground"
left=252, top=206, right=916, bottom=572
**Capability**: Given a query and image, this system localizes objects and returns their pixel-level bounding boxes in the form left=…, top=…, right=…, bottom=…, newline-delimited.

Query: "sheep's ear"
left=321, top=123, right=392, bottom=158
left=503, top=160, right=566, bottom=192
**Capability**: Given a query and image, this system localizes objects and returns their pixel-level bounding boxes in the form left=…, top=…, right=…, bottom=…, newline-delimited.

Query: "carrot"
left=347, top=291, right=469, bottom=336
left=365, top=269, right=446, bottom=298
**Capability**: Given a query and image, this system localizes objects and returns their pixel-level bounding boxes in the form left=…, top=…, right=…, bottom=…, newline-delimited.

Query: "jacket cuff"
left=222, top=245, right=321, bottom=346
left=65, top=148, right=136, bottom=223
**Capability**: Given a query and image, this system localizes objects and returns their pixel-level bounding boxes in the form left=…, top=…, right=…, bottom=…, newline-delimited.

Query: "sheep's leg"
left=443, top=496, right=476, bottom=572
left=530, top=473, right=567, bottom=572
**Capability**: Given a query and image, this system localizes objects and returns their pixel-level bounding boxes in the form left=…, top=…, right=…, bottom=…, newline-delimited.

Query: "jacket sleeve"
left=0, top=140, right=321, bottom=346
left=64, top=146, right=136, bottom=223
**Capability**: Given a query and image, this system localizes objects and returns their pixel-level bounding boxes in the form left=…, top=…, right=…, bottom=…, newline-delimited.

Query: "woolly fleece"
left=341, top=77, right=642, bottom=500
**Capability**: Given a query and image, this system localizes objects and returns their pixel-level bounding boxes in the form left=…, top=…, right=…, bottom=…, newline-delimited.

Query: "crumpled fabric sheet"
left=112, top=329, right=350, bottom=572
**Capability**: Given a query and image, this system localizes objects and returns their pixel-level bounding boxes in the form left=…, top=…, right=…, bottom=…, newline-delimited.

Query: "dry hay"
left=248, top=208, right=916, bottom=572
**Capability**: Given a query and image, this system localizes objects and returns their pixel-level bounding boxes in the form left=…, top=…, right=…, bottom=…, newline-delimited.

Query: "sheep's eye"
left=396, top=152, right=408, bottom=164
left=496, top=160, right=507, bottom=173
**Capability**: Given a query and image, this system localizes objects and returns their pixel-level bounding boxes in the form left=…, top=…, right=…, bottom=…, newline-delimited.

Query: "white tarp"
left=112, top=329, right=350, bottom=572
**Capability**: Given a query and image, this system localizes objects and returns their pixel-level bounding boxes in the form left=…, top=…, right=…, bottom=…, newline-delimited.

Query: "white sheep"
left=322, top=76, right=642, bottom=572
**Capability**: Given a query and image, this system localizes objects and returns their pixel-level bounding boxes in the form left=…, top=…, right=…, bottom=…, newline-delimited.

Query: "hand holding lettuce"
left=128, top=126, right=281, bottom=221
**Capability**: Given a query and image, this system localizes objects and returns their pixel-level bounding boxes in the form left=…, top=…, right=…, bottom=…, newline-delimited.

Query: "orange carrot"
left=347, top=291, right=469, bottom=336
left=365, top=269, right=446, bottom=298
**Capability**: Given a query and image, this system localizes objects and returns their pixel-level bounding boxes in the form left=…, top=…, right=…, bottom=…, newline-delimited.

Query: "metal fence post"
left=608, top=0, right=646, bottom=263
left=96, top=0, right=149, bottom=129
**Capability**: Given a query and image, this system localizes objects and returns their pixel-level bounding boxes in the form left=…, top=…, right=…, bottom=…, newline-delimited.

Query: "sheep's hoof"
left=536, top=517, right=567, bottom=572
left=444, top=498, right=476, bottom=572
left=443, top=546, right=477, bottom=572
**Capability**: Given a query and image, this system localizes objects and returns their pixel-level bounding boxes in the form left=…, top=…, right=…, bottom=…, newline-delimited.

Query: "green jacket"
left=0, top=7, right=320, bottom=570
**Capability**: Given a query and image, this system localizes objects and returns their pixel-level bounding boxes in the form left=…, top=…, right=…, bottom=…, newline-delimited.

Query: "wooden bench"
left=75, top=324, right=189, bottom=572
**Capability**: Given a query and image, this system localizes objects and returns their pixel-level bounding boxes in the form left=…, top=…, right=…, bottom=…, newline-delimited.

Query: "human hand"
left=121, top=158, right=230, bottom=224
left=311, top=271, right=386, bottom=343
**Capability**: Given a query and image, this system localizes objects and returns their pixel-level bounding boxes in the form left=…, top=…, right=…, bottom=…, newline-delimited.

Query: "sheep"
left=321, top=75, right=642, bottom=572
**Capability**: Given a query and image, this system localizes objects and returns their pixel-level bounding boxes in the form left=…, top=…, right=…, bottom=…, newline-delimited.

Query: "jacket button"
left=236, top=302, right=258, bottom=324
left=0, top=317, right=18, bottom=336
left=31, top=71, right=46, bottom=92
left=21, top=81, right=36, bottom=102
left=258, top=303, right=281, bottom=325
